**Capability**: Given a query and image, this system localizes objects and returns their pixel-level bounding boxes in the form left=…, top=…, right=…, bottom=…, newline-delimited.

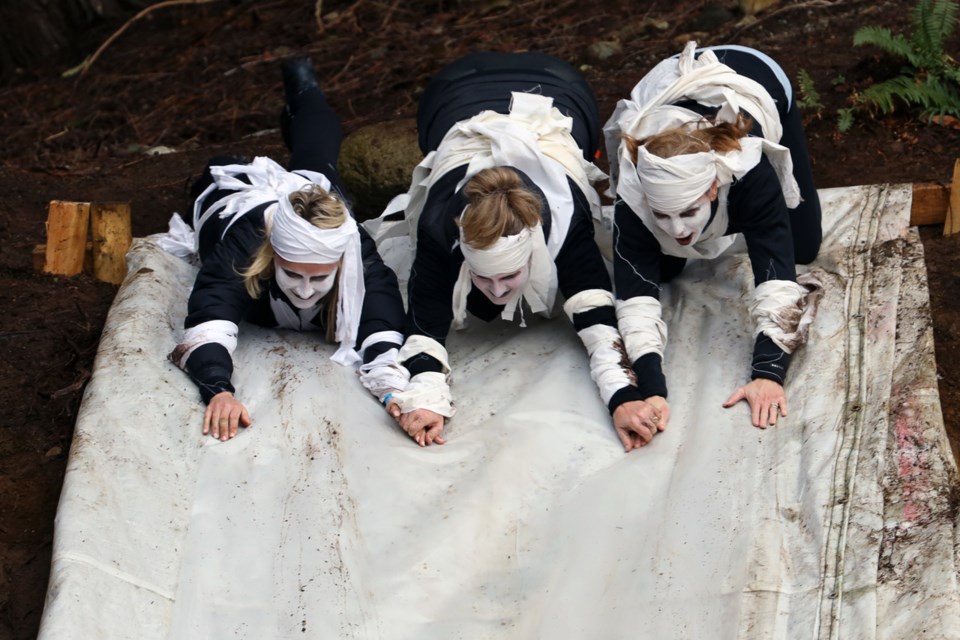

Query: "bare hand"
left=722, top=379, right=787, bottom=428
left=203, top=391, right=253, bottom=441
left=397, top=408, right=446, bottom=447
left=612, top=399, right=665, bottom=452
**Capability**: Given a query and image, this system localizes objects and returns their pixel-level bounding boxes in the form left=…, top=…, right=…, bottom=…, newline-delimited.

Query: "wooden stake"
left=44, top=201, right=91, bottom=277
left=945, top=159, right=960, bottom=236
left=90, top=202, right=132, bottom=284
left=34, top=243, right=93, bottom=272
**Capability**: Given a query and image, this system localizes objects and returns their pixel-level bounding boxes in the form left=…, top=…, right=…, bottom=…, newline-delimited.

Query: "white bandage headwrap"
left=270, top=196, right=364, bottom=366
left=192, top=155, right=364, bottom=366
left=452, top=223, right=557, bottom=328
left=603, top=41, right=801, bottom=259
left=634, top=147, right=718, bottom=215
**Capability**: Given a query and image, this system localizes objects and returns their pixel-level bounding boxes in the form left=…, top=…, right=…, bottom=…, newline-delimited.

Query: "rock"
left=585, top=40, right=622, bottom=63
left=338, top=119, right=422, bottom=221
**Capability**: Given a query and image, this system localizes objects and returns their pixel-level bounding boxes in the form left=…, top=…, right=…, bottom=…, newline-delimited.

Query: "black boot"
left=281, top=56, right=320, bottom=108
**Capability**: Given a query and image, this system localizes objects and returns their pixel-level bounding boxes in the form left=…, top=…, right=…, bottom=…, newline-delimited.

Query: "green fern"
left=853, top=27, right=916, bottom=62
left=837, top=107, right=857, bottom=132
left=842, top=0, right=960, bottom=128
left=795, top=69, right=824, bottom=111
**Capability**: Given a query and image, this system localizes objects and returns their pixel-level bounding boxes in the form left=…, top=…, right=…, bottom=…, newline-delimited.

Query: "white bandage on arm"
left=750, top=275, right=824, bottom=353
left=615, top=296, right=668, bottom=362
left=390, top=335, right=455, bottom=417
left=357, top=331, right=408, bottom=404
left=173, top=320, right=239, bottom=369
left=563, top=289, right=638, bottom=405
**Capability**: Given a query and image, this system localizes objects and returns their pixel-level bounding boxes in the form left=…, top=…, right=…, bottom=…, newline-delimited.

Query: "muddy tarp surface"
left=39, top=185, right=960, bottom=639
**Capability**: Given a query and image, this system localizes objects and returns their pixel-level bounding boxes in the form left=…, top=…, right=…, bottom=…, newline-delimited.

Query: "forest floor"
left=1, top=1, right=958, bottom=638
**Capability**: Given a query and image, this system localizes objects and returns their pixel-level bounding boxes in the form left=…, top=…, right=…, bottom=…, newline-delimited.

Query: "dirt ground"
left=1, top=1, right=958, bottom=637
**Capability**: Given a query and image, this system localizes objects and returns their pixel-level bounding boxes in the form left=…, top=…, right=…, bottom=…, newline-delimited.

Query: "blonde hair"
left=459, top=167, right=542, bottom=249
left=242, top=185, right=348, bottom=342
left=623, top=113, right=753, bottom=164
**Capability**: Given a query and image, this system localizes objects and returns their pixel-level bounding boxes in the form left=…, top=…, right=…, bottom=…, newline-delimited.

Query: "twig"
left=381, top=0, right=402, bottom=27
left=72, top=0, right=224, bottom=78
left=0, top=330, right=45, bottom=340
left=329, top=55, right=356, bottom=86
left=51, top=369, right=91, bottom=400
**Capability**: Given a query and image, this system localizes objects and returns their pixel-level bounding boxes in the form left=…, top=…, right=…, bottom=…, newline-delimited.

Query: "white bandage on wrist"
left=615, top=296, right=667, bottom=361
left=397, top=335, right=452, bottom=374
left=575, top=323, right=635, bottom=405
left=750, top=274, right=824, bottom=353
left=564, top=290, right=637, bottom=405
left=390, top=334, right=455, bottom=417
left=173, top=320, right=240, bottom=368
left=358, top=347, right=409, bottom=404
left=390, top=372, right=455, bottom=418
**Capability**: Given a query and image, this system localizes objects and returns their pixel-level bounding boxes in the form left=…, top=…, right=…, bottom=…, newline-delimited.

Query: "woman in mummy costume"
left=169, top=58, right=406, bottom=441
left=383, top=52, right=664, bottom=450
left=604, top=42, right=823, bottom=429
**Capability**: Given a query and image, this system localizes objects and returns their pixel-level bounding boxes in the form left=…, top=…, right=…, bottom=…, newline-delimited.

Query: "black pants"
left=417, top=51, right=601, bottom=160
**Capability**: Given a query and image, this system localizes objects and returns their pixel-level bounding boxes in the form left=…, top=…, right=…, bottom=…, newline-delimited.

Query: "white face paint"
left=273, top=256, right=339, bottom=309
left=651, top=194, right=713, bottom=247
left=470, top=263, right=531, bottom=306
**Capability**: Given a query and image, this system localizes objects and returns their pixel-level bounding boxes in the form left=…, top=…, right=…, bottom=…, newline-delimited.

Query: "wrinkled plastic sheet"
left=39, top=185, right=960, bottom=639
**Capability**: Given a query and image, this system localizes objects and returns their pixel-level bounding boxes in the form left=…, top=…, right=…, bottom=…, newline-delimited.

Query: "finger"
left=722, top=387, right=746, bottom=408
left=425, top=424, right=444, bottom=446
left=779, top=397, right=789, bottom=417
left=387, top=403, right=401, bottom=419
left=229, top=411, right=240, bottom=439
left=434, top=435, right=446, bottom=445
left=203, top=407, right=213, bottom=436
left=751, top=399, right=762, bottom=428
left=659, top=406, right=671, bottom=430
left=641, top=425, right=656, bottom=444
left=240, top=407, right=252, bottom=428
left=768, top=406, right=779, bottom=427
left=648, top=415, right=662, bottom=434
left=615, top=428, right=632, bottom=452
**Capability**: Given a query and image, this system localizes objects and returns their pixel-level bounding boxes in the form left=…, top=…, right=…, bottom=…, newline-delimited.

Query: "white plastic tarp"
left=39, top=184, right=960, bottom=639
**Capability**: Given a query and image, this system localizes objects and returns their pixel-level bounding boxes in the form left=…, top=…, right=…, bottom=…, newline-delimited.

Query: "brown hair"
left=623, top=113, right=754, bottom=164
left=459, top=167, right=542, bottom=249
left=242, top=184, right=348, bottom=342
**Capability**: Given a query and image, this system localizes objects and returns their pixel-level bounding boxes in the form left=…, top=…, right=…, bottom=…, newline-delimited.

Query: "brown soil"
left=1, top=1, right=958, bottom=637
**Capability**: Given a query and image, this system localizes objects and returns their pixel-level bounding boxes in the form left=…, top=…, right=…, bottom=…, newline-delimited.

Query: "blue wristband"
left=382, top=393, right=394, bottom=407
